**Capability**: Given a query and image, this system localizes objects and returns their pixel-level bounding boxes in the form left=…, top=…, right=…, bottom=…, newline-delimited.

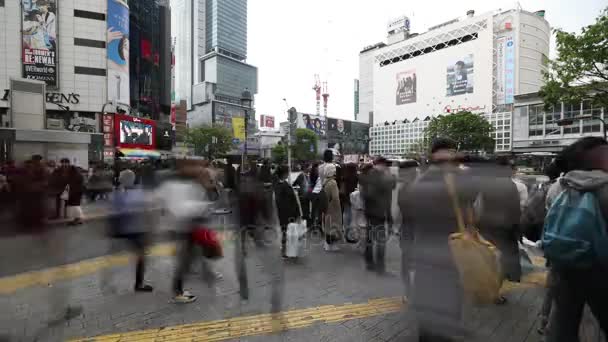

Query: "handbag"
left=60, top=185, right=70, bottom=201
left=444, top=173, right=502, bottom=305
left=192, top=227, right=223, bottom=259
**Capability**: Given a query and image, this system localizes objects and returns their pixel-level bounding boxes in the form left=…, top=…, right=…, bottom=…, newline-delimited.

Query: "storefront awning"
left=117, top=148, right=161, bottom=159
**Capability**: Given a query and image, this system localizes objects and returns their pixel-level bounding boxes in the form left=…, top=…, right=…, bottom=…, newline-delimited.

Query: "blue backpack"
left=543, top=189, right=608, bottom=268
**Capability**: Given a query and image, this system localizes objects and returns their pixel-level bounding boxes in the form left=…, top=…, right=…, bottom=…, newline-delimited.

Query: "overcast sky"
left=246, top=0, right=606, bottom=124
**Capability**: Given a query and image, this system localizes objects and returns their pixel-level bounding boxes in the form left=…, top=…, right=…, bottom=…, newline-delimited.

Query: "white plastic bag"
left=60, top=185, right=70, bottom=201
left=286, top=222, right=301, bottom=257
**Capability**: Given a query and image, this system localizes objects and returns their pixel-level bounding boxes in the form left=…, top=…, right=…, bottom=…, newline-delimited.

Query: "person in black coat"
left=274, top=165, right=301, bottom=258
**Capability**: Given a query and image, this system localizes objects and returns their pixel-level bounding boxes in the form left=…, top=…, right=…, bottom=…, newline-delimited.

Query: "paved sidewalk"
left=0, top=224, right=560, bottom=342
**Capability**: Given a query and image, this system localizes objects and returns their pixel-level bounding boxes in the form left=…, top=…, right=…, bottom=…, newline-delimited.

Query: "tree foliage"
left=425, top=112, right=495, bottom=152
left=540, top=8, right=608, bottom=108
left=185, top=125, right=233, bottom=159
left=271, top=143, right=288, bottom=164
left=292, top=128, right=319, bottom=161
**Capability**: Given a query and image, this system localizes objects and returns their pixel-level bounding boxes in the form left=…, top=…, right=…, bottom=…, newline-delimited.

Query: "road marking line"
left=69, top=297, right=406, bottom=342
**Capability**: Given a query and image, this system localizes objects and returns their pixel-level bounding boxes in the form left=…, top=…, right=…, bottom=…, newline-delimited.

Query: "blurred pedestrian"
left=311, top=150, right=334, bottom=231
left=322, top=163, right=342, bottom=252
left=292, top=163, right=311, bottom=225
left=475, top=158, right=522, bottom=304
left=155, top=160, right=217, bottom=303
left=119, top=164, right=136, bottom=191
left=274, top=165, right=301, bottom=258
left=359, top=157, right=395, bottom=272
left=340, top=163, right=358, bottom=232
left=86, top=164, right=113, bottom=201
left=58, top=158, right=85, bottom=225
left=401, top=138, right=474, bottom=341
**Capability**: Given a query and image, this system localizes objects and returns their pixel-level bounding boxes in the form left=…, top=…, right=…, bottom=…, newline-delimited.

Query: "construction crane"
left=322, top=81, right=329, bottom=117
left=313, top=74, right=321, bottom=116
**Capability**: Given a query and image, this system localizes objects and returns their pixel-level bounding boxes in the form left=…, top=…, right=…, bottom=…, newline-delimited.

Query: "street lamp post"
left=240, top=88, right=253, bottom=169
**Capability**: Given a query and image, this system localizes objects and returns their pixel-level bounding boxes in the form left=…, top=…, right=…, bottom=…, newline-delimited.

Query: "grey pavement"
left=0, top=214, right=556, bottom=342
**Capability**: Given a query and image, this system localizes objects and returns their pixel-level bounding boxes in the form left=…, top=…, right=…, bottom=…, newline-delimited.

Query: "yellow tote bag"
left=444, top=173, right=502, bottom=305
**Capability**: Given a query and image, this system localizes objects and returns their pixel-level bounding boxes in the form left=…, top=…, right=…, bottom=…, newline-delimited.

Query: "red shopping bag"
left=192, top=227, right=223, bottom=259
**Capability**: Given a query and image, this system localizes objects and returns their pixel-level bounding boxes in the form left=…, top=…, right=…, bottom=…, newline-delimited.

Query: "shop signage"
left=2, top=89, right=80, bottom=104
left=443, top=104, right=488, bottom=113
left=103, top=114, right=114, bottom=147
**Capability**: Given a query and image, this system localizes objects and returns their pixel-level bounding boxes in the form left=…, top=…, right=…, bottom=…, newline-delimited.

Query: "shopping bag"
left=192, top=227, right=223, bottom=259
left=60, top=185, right=70, bottom=201
left=286, top=222, right=302, bottom=257
left=445, top=173, right=501, bottom=305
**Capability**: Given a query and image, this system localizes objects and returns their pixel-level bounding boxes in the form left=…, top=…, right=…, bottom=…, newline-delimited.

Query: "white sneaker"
left=173, top=291, right=197, bottom=304
left=323, top=241, right=331, bottom=251
left=331, top=244, right=341, bottom=252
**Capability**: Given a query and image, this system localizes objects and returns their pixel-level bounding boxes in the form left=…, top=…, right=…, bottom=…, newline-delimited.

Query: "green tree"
left=291, top=128, right=319, bottom=161
left=425, top=112, right=495, bottom=152
left=271, top=143, right=288, bottom=164
left=540, top=8, right=608, bottom=108
left=185, top=125, right=233, bottom=159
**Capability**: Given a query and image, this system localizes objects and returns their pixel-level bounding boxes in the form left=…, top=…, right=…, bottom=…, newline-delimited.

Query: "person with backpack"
left=542, top=137, right=608, bottom=342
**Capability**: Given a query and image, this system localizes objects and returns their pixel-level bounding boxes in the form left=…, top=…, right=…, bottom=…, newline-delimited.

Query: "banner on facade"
left=505, top=36, right=515, bottom=104
left=396, top=70, right=416, bottom=105
left=232, top=117, right=246, bottom=140
left=260, top=115, right=275, bottom=128
left=296, top=113, right=326, bottom=136
left=495, top=37, right=506, bottom=105
left=21, top=0, right=58, bottom=87
left=107, top=0, right=130, bottom=105
left=446, top=54, right=474, bottom=97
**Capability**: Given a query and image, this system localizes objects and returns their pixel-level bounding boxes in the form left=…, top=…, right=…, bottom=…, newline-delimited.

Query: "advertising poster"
left=297, top=113, right=326, bottom=136
left=446, top=54, right=474, bottom=96
left=396, top=70, right=416, bottom=105
left=495, top=37, right=506, bottom=104
left=114, top=114, right=156, bottom=149
left=107, top=0, right=130, bottom=105
left=505, top=37, right=515, bottom=104
left=260, top=115, right=275, bottom=128
left=21, top=0, right=58, bottom=87
left=327, top=118, right=351, bottom=136
left=232, top=117, right=246, bottom=141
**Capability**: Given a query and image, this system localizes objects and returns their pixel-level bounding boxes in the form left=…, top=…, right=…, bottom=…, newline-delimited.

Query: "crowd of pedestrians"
left=2, top=135, right=608, bottom=341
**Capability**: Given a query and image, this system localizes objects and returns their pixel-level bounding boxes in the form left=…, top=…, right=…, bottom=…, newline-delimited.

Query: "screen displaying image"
left=446, top=54, right=474, bottom=96
left=120, top=120, right=153, bottom=146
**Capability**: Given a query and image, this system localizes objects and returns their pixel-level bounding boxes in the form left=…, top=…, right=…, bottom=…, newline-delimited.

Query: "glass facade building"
left=203, top=0, right=247, bottom=60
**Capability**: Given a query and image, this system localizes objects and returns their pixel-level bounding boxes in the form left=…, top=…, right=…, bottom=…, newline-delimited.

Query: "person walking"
left=275, top=165, right=301, bottom=258
left=155, top=160, right=215, bottom=303
left=401, top=138, right=474, bottom=342
left=340, top=163, right=358, bottom=234
left=118, top=164, right=136, bottom=191
left=310, top=150, right=334, bottom=231
left=292, top=163, right=311, bottom=225
left=359, top=157, right=395, bottom=273
left=474, top=158, right=522, bottom=305
left=322, top=164, right=342, bottom=252
left=59, top=159, right=85, bottom=225
left=543, top=137, right=608, bottom=342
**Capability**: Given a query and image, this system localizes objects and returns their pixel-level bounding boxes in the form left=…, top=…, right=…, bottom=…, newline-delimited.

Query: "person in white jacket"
left=155, top=161, right=215, bottom=303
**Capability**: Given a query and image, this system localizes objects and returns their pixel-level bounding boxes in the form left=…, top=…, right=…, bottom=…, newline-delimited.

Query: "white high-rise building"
left=359, top=8, right=550, bottom=156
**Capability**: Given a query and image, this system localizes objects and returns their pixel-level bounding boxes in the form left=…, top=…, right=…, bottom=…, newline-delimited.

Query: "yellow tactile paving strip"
left=69, top=297, right=406, bottom=342
left=0, top=243, right=176, bottom=295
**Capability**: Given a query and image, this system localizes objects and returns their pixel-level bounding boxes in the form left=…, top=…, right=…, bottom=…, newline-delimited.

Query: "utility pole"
left=285, top=101, right=297, bottom=185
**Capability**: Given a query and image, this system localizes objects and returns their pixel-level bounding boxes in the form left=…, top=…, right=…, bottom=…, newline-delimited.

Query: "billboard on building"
left=327, top=118, right=351, bottom=136
left=396, top=70, right=416, bottom=105
left=107, top=0, right=130, bottom=105
left=296, top=113, right=326, bottom=136
left=260, top=115, right=275, bottom=128
left=446, top=54, right=474, bottom=96
left=21, top=0, right=58, bottom=87
left=232, top=117, right=245, bottom=140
